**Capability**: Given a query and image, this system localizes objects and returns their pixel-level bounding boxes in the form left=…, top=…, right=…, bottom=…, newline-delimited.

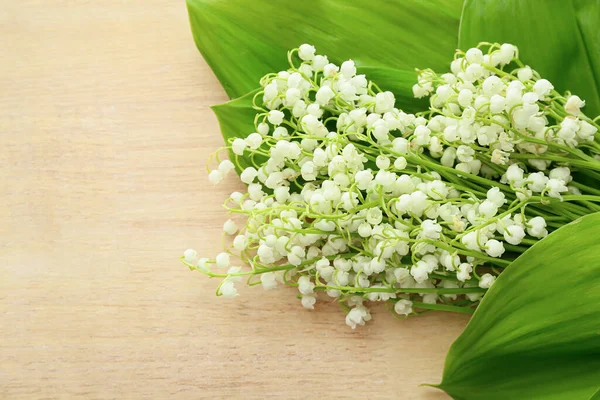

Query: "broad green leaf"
left=459, top=0, right=600, bottom=117
left=590, top=388, right=600, bottom=400
left=437, top=213, right=600, bottom=400
left=187, top=0, right=462, bottom=98
left=211, top=66, right=428, bottom=172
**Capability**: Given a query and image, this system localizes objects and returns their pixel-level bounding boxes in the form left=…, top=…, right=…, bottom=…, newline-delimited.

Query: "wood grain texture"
left=0, top=1, right=469, bottom=399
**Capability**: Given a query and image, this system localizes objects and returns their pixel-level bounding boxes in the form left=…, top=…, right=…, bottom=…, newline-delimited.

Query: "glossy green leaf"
left=459, top=0, right=600, bottom=117
left=187, top=0, right=462, bottom=98
left=437, top=213, right=600, bottom=400
left=211, top=66, right=428, bottom=172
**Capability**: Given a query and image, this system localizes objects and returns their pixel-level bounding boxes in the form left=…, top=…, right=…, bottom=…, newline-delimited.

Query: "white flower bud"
left=257, top=122, right=269, bottom=135
left=479, top=273, right=496, bottom=289
left=498, top=43, right=517, bottom=65
left=261, top=272, right=278, bottom=290
left=546, top=178, right=568, bottom=198
left=357, top=223, right=372, bottom=238
left=267, top=110, right=285, bottom=126
left=456, top=145, right=475, bottom=162
left=491, top=149, right=509, bottom=165
left=465, top=63, right=484, bottom=81
left=345, top=305, right=371, bottom=329
left=565, top=95, right=585, bottom=116
left=503, top=225, right=525, bottom=245
left=533, top=79, right=554, bottom=99
left=465, top=48, right=484, bottom=64
left=355, top=170, right=374, bottom=190
left=479, top=200, right=498, bottom=219
left=208, top=169, right=224, bottom=185
left=456, top=263, right=473, bottom=282
left=487, top=187, right=506, bottom=207
left=298, top=44, right=316, bottom=61
left=233, top=235, right=247, bottom=251
left=298, top=275, right=315, bottom=296
left=316, top=86, right=335, bottom=105
left=219, top=281, right=238, bottom=298
left=263, top=81, right=278, bottom=102
left=392, top=137, right=409, bottom=154
left=410, top=263, right=429, bottom=283
left=223, top=219, right=238, bottom=235
left=394, top=156, right=407, bottom=170
left=312, top=55, right=329, bottom=71
left=482, top=76, right=504, bottom=96
left=231, top=138, right=247, bottom=155
left=458, top=89, right=473, bottom=107
left=240, top=167, right=258, bottom=184
left=376, top=155, right=391, bottom=170
left=527, top=172, right=549, bottom=192
left=549, top=167, right=572, bottom=183
left=375, top=91, right=395, bottom=114
left=301, top=161, right=317, bottom=181
left=489, top=94, right=506, bottom=114
left=301, top=294, right=317, bottom=309
left=394, top=299, right=413, bottom=316
left=183, top=249, right=197, bottom=263
left=505, top=164, right=525, bottom=186
left=526, top=216, right=548, bottom=238
left=578, top=120, right=597, bottom=141
left=517, top=66, right=533, bottom=81
left=340, top=60, right=356, bottom=78
left=461, top=231, right=480, bottom=251
left=421, top=219, right=442, bottom=239
left=285, top=87, right=301, bottom=106
left=413, top=82, right=433, bottom=98
left=484, top=239, right=505, bottom=258
left=215, top=252, right=230, bottom=268
left=323, top=63, right=339, bottom=78
left=218, top=160, right=235, bottom=175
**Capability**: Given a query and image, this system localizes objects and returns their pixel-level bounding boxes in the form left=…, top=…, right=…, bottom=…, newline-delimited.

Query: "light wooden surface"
left=0, top=1, right=469, bottom=398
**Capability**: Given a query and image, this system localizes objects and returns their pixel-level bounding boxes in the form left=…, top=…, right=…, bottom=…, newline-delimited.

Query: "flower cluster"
left=413, top=43, right=599, bottom=202
left=185, top=43, right=600, bottom=328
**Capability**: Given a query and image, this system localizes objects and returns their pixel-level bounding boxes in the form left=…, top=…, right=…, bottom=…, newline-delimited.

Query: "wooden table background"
left=0, top=1, right=469, bottom=398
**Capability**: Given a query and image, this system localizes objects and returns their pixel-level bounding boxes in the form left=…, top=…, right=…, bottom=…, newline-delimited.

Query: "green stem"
left=411, top=301, right=476, bottom=314
left=509, top=153, right=600, bottom=170
left=314, top=285, right=486, bottom=294
left=571, top=181, right=600, bottom=195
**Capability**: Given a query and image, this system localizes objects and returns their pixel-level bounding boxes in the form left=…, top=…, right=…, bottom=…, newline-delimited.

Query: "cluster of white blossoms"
left=412, top=43, right=599, bottom=201
left=185, top=43, right=600, bottom=328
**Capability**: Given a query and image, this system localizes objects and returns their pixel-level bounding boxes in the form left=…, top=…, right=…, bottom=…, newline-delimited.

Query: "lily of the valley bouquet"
left=182, top=1, right=600, bottom=398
